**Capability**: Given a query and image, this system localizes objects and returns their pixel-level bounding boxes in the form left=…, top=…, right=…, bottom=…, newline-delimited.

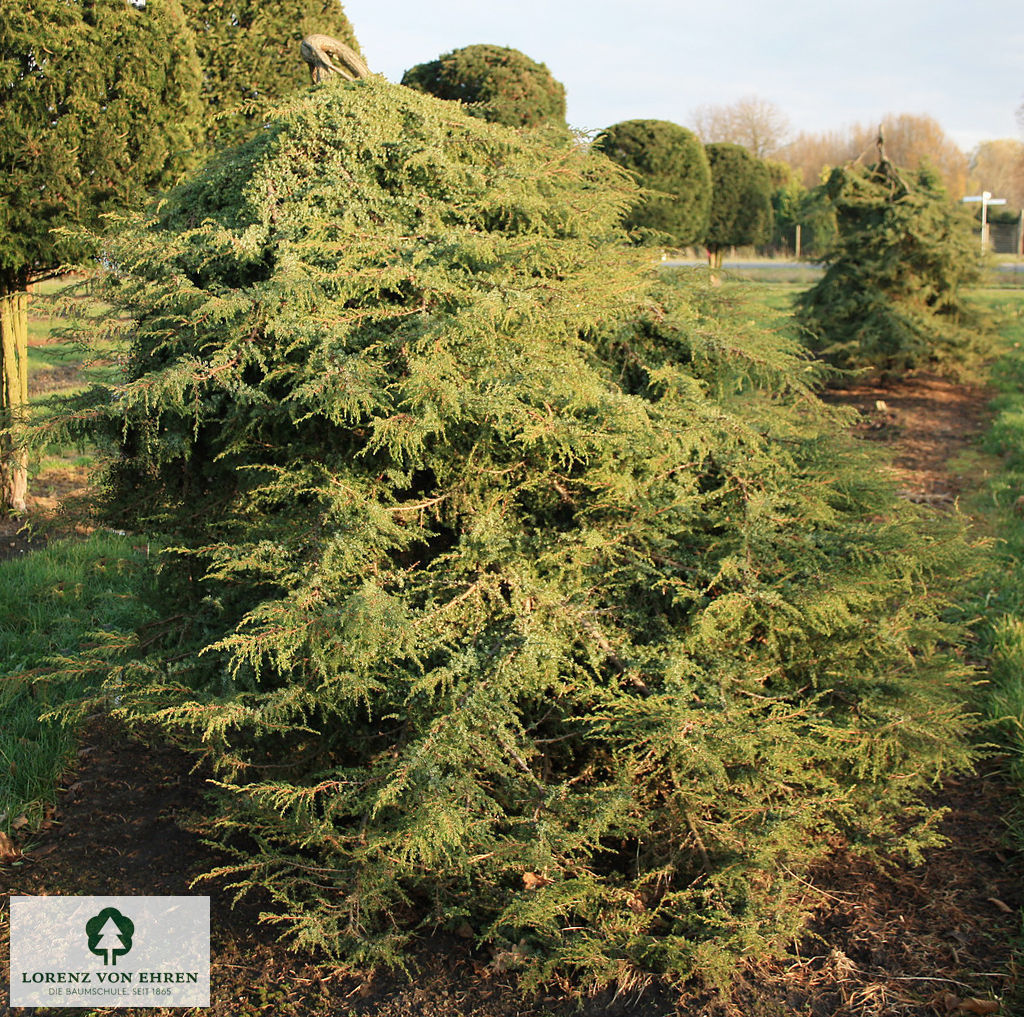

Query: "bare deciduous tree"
left=968, top=139, right=1024, bottom=208
left=691, top=95, right=790, bottom=159
left=781, top=113, right=967, bottom=197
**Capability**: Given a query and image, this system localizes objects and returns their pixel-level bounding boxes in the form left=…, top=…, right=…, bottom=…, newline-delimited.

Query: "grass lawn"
left=1, top=273, right=143, bottom=833
left=0, top=533, right=155, bottom=832
left=27, top=274, right=119, bottom=401
left=965, top=290, right=1024, bottom=796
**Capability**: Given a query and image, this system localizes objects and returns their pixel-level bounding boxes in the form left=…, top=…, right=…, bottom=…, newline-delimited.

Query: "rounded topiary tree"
left=0, top=0, right=205, bottom=510
left=592, top=119, right=711, bottom=247
left=55, top=77, right=975, bottom=990
left=704, top=142, right=773, bottom=267
left=401, top=44, right=566, bottom=129
left=796, top=140, right=982, bottom=375
left=180, top=0, right=361, bottom=142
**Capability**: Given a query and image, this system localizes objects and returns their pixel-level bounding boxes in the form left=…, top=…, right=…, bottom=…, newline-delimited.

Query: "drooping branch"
left=300, top=34, right=370, bottom=84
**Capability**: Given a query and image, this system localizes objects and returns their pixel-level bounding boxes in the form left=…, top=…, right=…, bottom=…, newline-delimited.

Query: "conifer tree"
left=766, top=164, right=837, bottom=259
left=593, top=119, right=711, bottom=247
left=0, top=0, right=205, bottom=511
left=180, top=0, right=361, bottom=143
left=704, top=142, right=773, bottom=267
left=402, top=44, right=566, bottom=129
left=796, top=144, right=982, bottom=375
left=52, top=77, right=976, bottom=989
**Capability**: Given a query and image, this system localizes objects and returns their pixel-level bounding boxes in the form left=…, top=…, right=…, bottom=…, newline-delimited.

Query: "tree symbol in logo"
left=86, top=908, right=135, bottom=966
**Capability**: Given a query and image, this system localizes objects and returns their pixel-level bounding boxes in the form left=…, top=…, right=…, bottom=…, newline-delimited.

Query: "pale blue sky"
left=342, top=0, right=1022, bottom=152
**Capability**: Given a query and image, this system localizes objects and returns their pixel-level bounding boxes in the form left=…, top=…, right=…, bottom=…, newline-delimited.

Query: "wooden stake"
left=0, top=292, right=29, bottom=512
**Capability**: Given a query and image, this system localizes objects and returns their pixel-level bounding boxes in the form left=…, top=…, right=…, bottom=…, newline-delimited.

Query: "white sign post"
left=962, top=191, right=1008, bottom=252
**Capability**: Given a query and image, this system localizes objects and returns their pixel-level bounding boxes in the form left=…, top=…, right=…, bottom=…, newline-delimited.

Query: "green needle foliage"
left=0, top=0, right=205, bottom=294
left=52, top=77, right=976, bottom=991
left=704, top=143, right=773, bottom=267
left=592, top=119, right=711, bottom=247
left=796, top=155, right=983, bottom=376
left=401, top=44, right=566, bottom=129
left=1, top=0, right=205, bottom=510
left=180, top=0, right=361, bottom=144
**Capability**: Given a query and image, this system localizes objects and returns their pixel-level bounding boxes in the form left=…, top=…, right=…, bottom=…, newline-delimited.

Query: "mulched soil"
left=0, top=466, right=94, bottom=564
left=0, top=518, right=43, bottom=563
left=28, top=364, right=87, bottom=398
left=2, top=371, right=1022, bottom=1017
left=822, top=373, right=997, bottom=505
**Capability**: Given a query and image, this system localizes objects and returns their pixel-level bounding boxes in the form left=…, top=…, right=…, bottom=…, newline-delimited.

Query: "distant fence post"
left=795, top=224, right=802, bottom=260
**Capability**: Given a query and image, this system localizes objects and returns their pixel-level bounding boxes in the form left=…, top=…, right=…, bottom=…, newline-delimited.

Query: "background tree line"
left=693, top=95, right=1024, bottom=208
left=695, top=96, right=1024, bottom=238
left=600, top=96, right=1024, bottom=264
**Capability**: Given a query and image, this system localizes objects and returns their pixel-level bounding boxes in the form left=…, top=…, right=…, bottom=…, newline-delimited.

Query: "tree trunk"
left=0, top=291, right=29, bottom=513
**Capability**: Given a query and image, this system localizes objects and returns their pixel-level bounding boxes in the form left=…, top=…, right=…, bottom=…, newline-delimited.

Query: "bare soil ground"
left=822, top=373, right=998, bottom=505
left=2, top=372, right=1022, bottom=1017
left=0, top=464, right=93, bottom=562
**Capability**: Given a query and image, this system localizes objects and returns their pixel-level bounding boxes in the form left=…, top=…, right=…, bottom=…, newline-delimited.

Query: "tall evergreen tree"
left=593, top=119, right=711, bottom=247
left=704, top=143, right=773, bottom=267
left=180, top=0, right=361, bottom=143
left=50, top=77, right=975, bottom=989
left=0, top=0, right=205, bottom=511
left=796, top=143, right=982, bottom=375
left=402, top=44, right=566, bottom=129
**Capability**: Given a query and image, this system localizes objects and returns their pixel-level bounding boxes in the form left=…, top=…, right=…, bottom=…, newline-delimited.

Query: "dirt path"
left=2, top=374, right=1022, bottom=1017
left=823, top=373, right=997, bottom=504
left=0, top=468, right=93, bottom=563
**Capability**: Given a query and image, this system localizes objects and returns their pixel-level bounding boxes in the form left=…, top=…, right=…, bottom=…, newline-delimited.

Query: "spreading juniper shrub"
left=52, top=78, right=977, bottom=992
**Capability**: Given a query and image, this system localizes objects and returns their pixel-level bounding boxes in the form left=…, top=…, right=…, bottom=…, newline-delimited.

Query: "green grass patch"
left=26, top=312, right=64, bottom=345
left=22, top=274, right=121, bottom=470
left=966, top=290, right=1024, bottom=778
left=27, top=338, right=120, bottom=400
left=34, top=451, right=96, bottom=473
left=0, top=533, right=156, bottom=831
left=723, top=265, right=823, bottom=286
left=746, top=282, right=804, bottom=316
left=965, top=288, right=1024, bottom=1000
